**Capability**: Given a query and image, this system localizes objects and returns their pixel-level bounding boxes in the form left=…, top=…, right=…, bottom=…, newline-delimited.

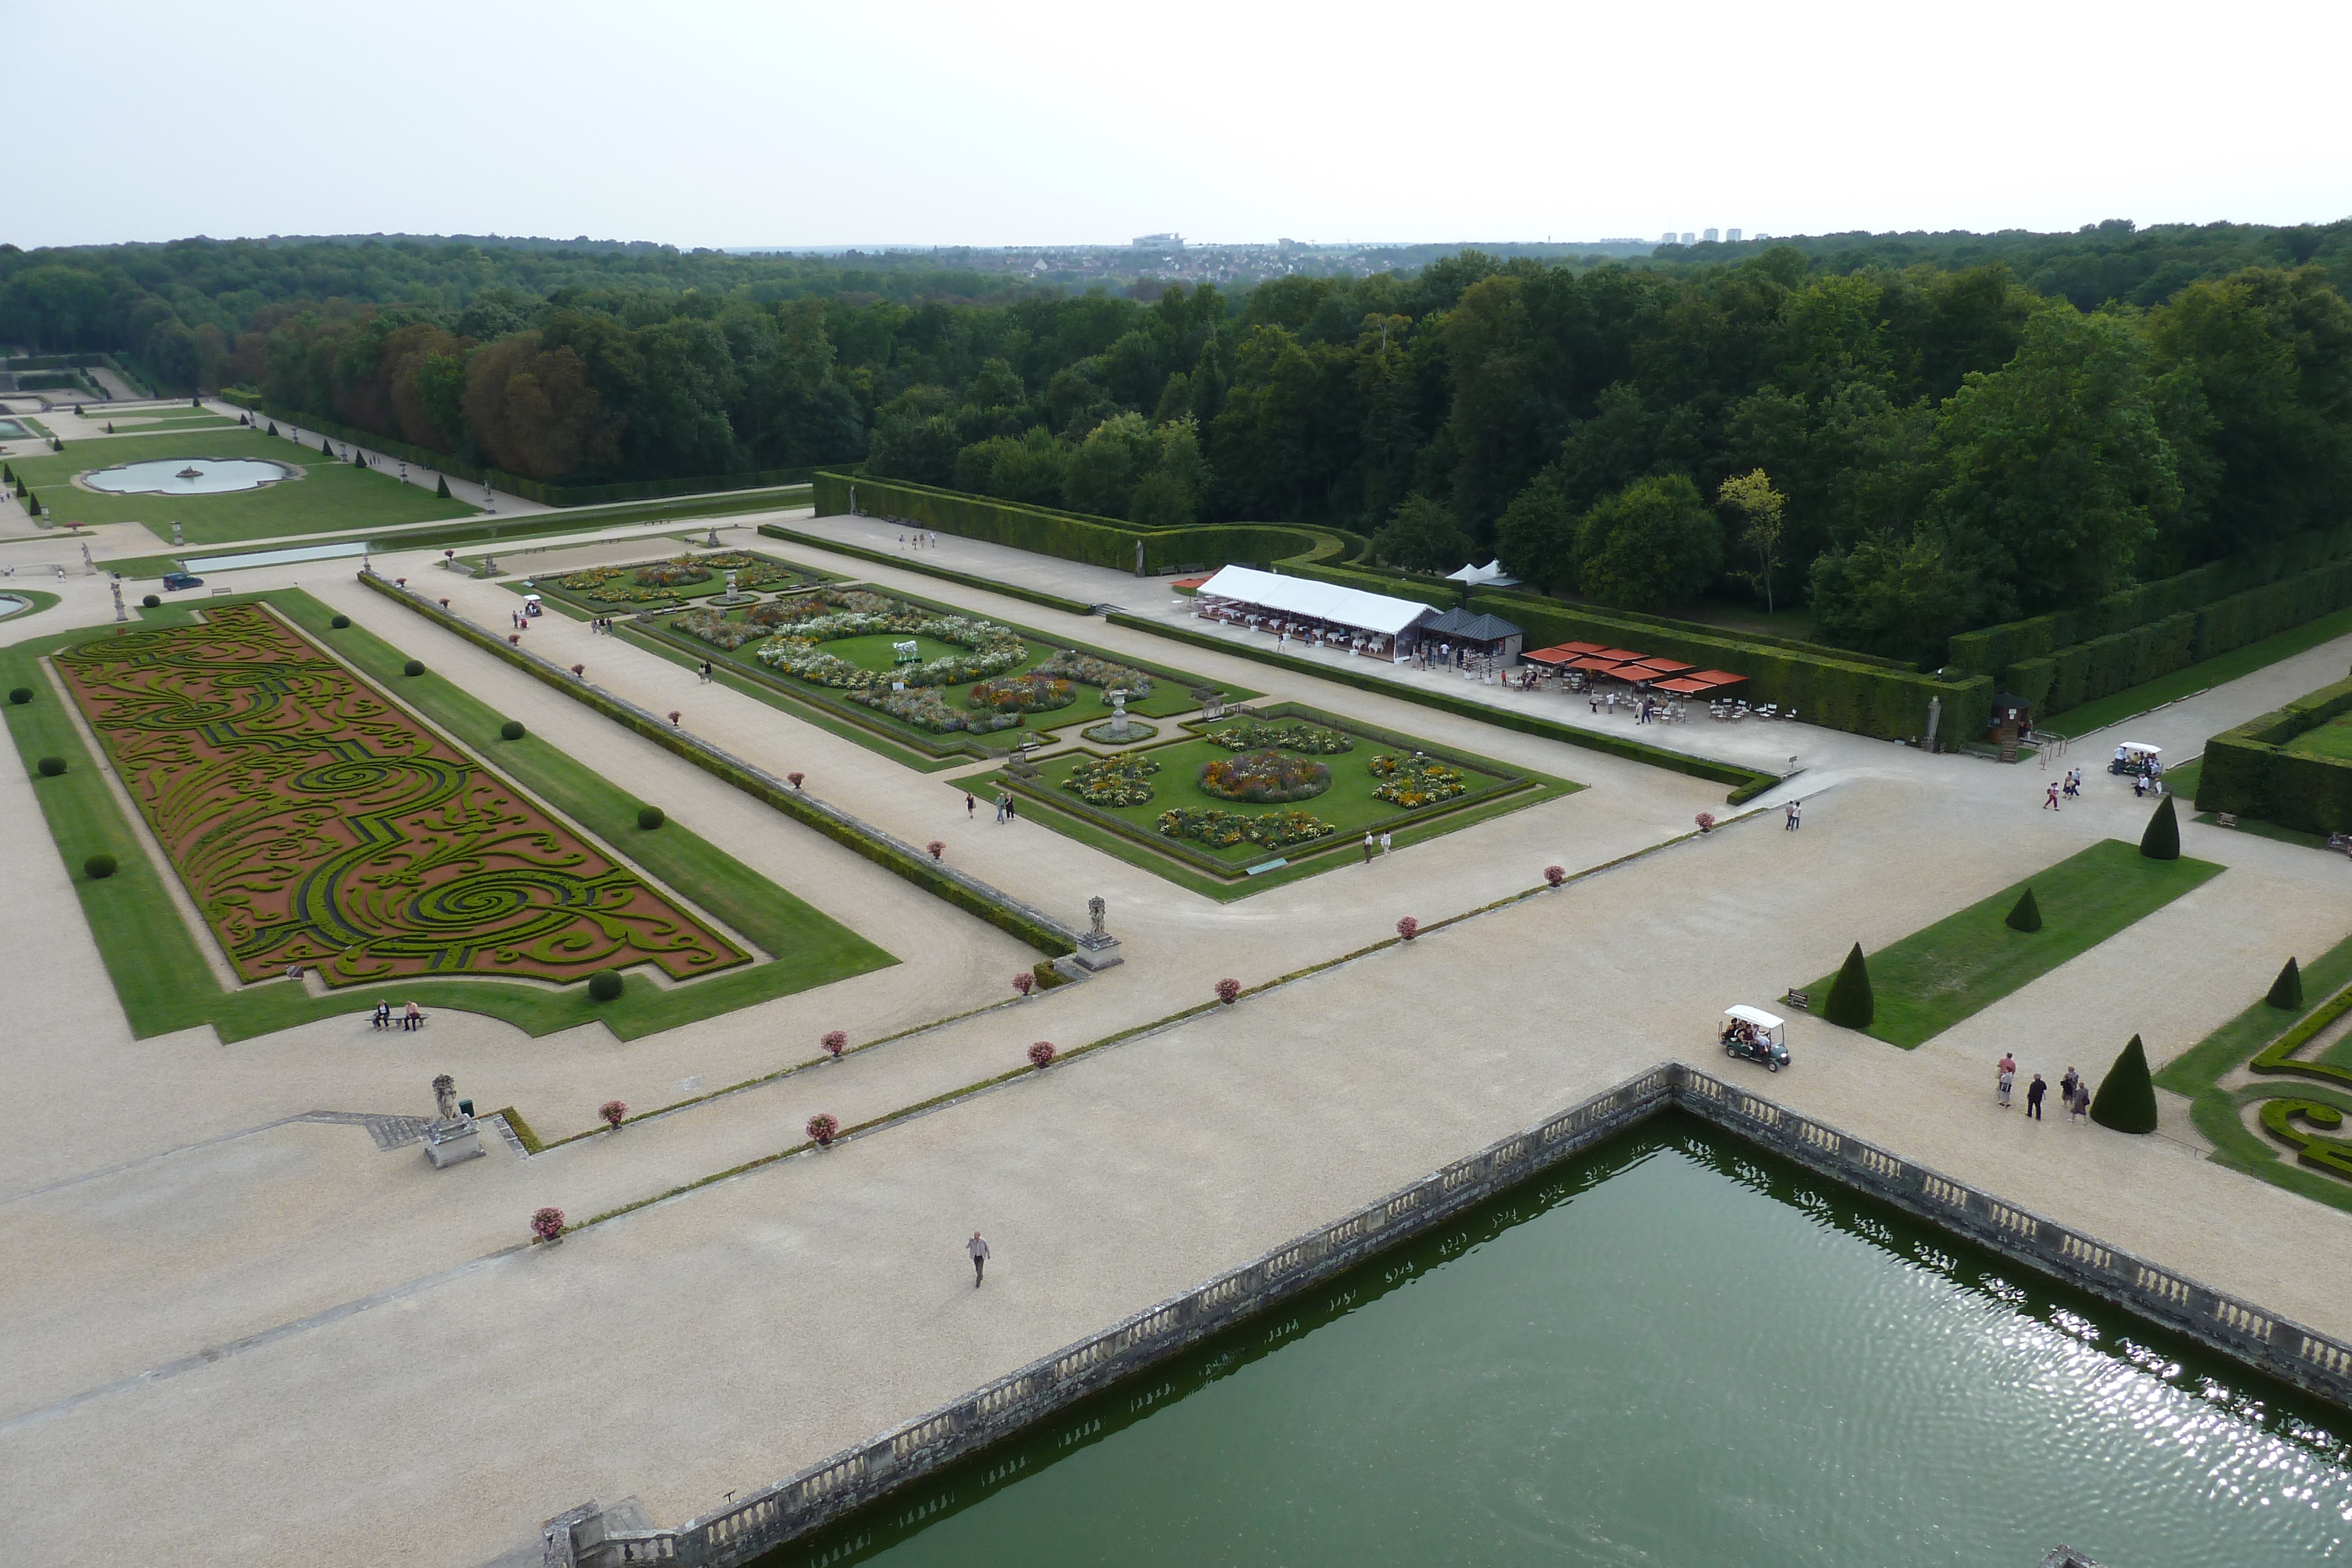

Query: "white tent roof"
left=1194, top=565, right=1438, bottom=637
left=1725, top=1005, right=1785, bottom=1031
left=1445, top=559, right=1519, bottom=586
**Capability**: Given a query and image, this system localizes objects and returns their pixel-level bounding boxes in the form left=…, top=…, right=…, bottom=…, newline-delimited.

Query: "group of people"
left=1995, top=1051, right=2091, bottom=1121
left=1360, top=831, right=1394, bottom=862
left=897, top=531, right=941, bottom=549
left=2043, top=768, right=2087, bottom=808
left=587, top=616, right=618, bottom=634
left=371, top=999, right=425, bottom=1032
left=967, top=790, right=1021, bottom=824
left=1719, top=1017, right=1766, bottom=1048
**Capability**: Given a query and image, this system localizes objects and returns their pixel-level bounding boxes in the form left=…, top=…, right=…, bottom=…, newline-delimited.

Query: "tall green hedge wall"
left=2197, top=666, right=2352, bottom=834
left=1949, top=527, right=2352, bottom=720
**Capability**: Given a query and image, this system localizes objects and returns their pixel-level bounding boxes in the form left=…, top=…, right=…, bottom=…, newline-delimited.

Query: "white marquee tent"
left=1194, top=566, right=1438, bottom=636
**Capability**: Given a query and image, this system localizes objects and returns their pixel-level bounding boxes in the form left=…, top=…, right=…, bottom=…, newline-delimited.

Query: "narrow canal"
left=773, top=1121, right=2352, bottom=1566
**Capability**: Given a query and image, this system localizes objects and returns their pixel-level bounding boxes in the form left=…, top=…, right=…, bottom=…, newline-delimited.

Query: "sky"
left=12, top=0, right=2351, bottom=252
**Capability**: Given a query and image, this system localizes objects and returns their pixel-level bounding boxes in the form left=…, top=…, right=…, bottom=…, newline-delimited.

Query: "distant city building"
left=1131, top=233, right=1183, bottom=249
left=1661, top=231, right=1676, bottom=244
left=1681, top=232, right=1694, bottom=246
left=1726, top=228, right=1743, bottom=243
left=1703, top=228, right=1719, bottom=243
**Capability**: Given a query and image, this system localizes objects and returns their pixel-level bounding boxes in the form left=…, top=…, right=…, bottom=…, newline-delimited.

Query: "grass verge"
left=1809, top=838, right=2224, bottom=1049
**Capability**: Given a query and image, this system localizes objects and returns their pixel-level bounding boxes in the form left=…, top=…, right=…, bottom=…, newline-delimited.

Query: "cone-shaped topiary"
left=2006, top=887, right=2042, bottom=932
left=2140, top=794, right=2180, bottom=860
left=2090, top=1035, right=2159, bottom=1133
left=2267, top=957, right=2304, bottom=1010
left=435, top=474, right=451, bottom=499
left=1823, top=942, right=1874, bottom=1028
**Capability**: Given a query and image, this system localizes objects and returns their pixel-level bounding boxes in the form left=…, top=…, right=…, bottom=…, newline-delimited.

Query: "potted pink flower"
left=789, top=772, right=805, bottom=790
left=1544, top=865, right=1566, bottom=888
left=1396, top=915, right=1419, bottom=942
left=1215, top=978, right=1241, bottom=1005
left=822, top=1029, right=847, bottom=1060
left=600, top=1099, right=627, bottom=1129
left=1695, top=812, right=1716, bottom=834
left=807, top=1113, right=840, bottom=1147
left=667, top=710, right=682, bottom=727
left=571, top=663, right=585, bottom=679
left=927, top=840, right=946, bottom=861
left=1027, top=1040, right=1057, bottom=1069
left=530, top=1206, right=566, bottom=1243
left=1013, top=971, right=1034, bottom=997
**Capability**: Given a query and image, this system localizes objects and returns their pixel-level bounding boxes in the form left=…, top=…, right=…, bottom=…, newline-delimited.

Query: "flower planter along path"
left=55, top=604, right=744, bottom=987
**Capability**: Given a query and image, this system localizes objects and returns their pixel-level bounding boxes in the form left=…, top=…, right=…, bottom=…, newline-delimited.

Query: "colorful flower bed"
left=674, top=609, right=769, bottom=650
left=1198, top=748, right=1333, bottom=803
left=1368, top=752, right=1468, bottom=807
left=1033, top=648, right=1154, bottom=698
left=754, top=602, right=1027, bottom=690
left=1064, top=752, right=1161, bottom=806
left=52, top=604, right=744, bottom=987
left=634, top=556, right=713, bottom=588
left=970, top=674, right=1076, bottom=715
left=1204, top=719, right=1354, bottom=754
left=1155, top=805, right=1335, bottom=850
left=847, top=686, right=1020, bottom=733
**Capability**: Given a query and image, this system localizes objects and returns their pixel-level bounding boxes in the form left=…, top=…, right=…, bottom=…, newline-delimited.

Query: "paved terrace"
left=1, top=520, right=2348, bottom=1564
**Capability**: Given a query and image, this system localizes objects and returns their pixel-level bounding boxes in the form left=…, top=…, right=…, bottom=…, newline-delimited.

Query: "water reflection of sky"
left=83, top=457, right=291, bottom=495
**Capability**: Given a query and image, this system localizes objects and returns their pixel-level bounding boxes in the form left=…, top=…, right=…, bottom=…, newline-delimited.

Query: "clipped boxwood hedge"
left=756, top=523, right=1095, bottom=616
left=2197, top=665, right=2352, bottom=834
left=360, top=573, right=1077, bottom=957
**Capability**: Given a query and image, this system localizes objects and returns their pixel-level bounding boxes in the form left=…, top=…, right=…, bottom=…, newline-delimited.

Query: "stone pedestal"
left=423, top=1119, right=483, bottom=1167
left=1070, top=934, right=1123, bottom=971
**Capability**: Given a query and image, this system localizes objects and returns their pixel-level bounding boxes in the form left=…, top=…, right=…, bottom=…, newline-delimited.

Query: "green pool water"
left=770, top=1121, right=2352, bottom=1567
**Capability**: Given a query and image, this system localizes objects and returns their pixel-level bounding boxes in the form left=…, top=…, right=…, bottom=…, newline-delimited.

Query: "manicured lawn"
left=7, top=427, right=477, bottom=544
left=94, top=414, right=239, bottom=431
left=524, top=547, right=847, bottom=612
left=2285, top=713, right=2352, bottom=761
left=644, top=582, right=1257, bottom=764
left=1, top=589, right=894, bottom=1043
left=994, top=703, right=1579, bottom=897
left=2046, top=604, right=2352, bottom=737
left=1809, top=838, right=2225, bottom=1048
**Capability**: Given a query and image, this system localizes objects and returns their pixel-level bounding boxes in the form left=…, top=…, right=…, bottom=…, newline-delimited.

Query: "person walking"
left=1004, top=795, right=1017, bottom=822
left=965, top=792, right=975, bottom=820
left=1790, top=799, right=1802, bottom=830
left=1996, top=1052, right=2016, bottom=1106
left=967, top=1231, right=990, bottom=1287
left=1362, top=832, right=1375, bottom=864
left=698, top=658, right=713, bottom=684
left=1380, top=830, right=1392, bottom=856
left=1785, top=801, right=1798, bottom=831
left=2070, top=1079, right=2091, bottom=1122
left=2044, top=782, right=2061, bottom=810
left=994, top=794, right=1007, bottom=824
left=2026, top=1073, right=2047, bottom=1120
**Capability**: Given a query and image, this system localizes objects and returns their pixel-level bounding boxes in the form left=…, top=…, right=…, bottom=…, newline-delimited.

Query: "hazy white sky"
left=13, top=0, right=2349, bottom=251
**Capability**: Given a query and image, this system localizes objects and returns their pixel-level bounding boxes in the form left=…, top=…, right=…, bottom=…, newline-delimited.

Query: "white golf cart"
left=2109, top=741, right=2161, bottom=778
left=1718, top=1005, right=1790, bottom=1072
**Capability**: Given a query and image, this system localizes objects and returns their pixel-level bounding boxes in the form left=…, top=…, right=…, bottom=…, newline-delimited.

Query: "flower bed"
left=847, top=686, right=1020, bottom=733
left=1065, top=752, right=1161, bottom=806
left=755, top=605, right=1027, bottom=690
left=1034, top=648, right=1154, bottom=698
left=634, top=557, right=713, bottom=588
left=1198, top=748, right=1333, bottom=803
left=1205, top=719, right=1354, bottom=754
left=676, top=609, right=769, bottom=650
left=970, top=674, right=1075, bottom=715
left=1368, top=752, right=1468, bottom=807
left=1156, top=805, right=1335, bottom=850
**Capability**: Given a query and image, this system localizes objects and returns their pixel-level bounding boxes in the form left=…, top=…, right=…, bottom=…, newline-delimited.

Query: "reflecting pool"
left=82, top=457, right=292, bottom=495
left=776, top=1122, right=2352, bottom=1567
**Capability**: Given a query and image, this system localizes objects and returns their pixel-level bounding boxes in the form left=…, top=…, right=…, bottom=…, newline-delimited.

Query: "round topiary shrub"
left=141, top=594, right=160, bottom=609
left=402, top=659, right=425, bottom=677
left=83, top=854, right=118, bottom=880
left=330, top=614, right=351, bottom=630
left=636, top=806, right=665, bottom=830
left=499, top=720, right=526, bottom=741
left=36, top=755, right=66, bottom=777
left=587, top=969, right=624, bottom=1002
left=8, top=687, right=31, bottom=706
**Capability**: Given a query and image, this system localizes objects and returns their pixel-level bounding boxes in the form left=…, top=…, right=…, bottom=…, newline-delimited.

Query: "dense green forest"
left=5, top=221, right=2348, bottom=662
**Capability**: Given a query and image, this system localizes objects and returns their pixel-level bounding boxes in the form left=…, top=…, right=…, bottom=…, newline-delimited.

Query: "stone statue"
left=110, top=580, right=125, bottom=623
left=424, top=1072, right=484, bottom=1167
left=433, top=1074, right=459, bottom=1124
left=1088, top=896, right=1107, bottom=939
left=726, top=570, right=739, bottom=596
left=1108, top=689, right=1130, bottom=740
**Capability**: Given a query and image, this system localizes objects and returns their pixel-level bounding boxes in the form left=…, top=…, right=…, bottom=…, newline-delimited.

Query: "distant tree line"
left=3, top=223, right=2348, bottom=662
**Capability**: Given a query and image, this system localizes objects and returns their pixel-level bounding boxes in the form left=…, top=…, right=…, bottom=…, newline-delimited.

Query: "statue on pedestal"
left=424, top=1072, right=485, bottom=1168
